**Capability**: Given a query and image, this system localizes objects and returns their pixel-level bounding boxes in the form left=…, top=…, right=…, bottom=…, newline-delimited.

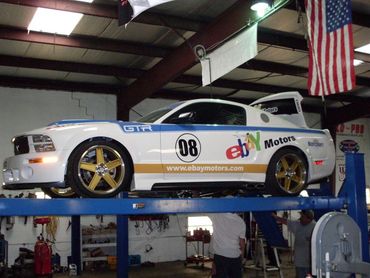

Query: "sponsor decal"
left=264, top=136, right=295, bottom=149
left=308, top=139, right=324, bottom=147
left=262, top=107, right=278, bottom=113
left=339, top=139, right=360, bottom=153
left=175, top=133, right=201, bottom=163
left=226, top=132, right=261, bottom=159
left=134, top=163, right=267, bottom=174
left=123, top=125, right=152, bottom=132
left=336, top=123, right=364, bottom=136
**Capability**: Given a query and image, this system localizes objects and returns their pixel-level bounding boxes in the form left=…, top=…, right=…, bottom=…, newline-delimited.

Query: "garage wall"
left=0, top=86, right=117, bottom=265
left=0, top=87, right=116, bottom=190
left=0, top=87, right=190, bottom=266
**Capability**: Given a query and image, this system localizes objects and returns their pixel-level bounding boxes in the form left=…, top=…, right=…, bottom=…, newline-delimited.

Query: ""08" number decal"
left=175, top=134, right=201, bottom=162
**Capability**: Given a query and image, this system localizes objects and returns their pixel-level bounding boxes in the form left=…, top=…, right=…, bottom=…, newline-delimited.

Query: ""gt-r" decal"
left=123, top=125, right=152, bottom=132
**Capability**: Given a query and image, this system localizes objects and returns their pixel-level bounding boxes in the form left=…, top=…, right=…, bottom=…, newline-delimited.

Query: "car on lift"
left=2, top=92, right=335, bottom=198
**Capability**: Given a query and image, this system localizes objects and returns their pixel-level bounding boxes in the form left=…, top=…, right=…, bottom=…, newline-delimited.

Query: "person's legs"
left=212, top=254, right=228, bottom=278
left=226, top=257, right=243, bottom=278
left=295, top=267, right=310, bottom=278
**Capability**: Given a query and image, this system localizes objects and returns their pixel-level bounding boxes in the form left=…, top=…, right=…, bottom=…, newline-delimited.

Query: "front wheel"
left=67, top=140, right=132, bottom=198
left=266, top=148, right=308, bottom=196
left=42, top=187, right=78, bottom=198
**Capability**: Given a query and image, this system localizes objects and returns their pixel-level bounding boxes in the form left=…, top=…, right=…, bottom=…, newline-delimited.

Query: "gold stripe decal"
left=134, top=164, right=267, bottom=174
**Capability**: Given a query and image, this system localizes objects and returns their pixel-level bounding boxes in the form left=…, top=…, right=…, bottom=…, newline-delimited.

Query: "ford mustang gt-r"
left=2, top=92, right=335, bottom=198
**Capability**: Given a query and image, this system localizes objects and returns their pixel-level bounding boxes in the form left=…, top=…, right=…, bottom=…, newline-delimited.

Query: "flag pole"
left=321, top=94, right=328, bottom=128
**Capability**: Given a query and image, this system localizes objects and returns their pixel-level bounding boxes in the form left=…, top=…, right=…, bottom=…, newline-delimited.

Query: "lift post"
left=338, top=153, right=369, bottom=262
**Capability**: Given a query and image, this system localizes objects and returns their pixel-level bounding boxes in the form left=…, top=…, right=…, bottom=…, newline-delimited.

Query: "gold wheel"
left=42, top=187, right=77, bottom=198
left=77, top=144, right=125, bottom=196
left=274, top=153, right=307, bottom=194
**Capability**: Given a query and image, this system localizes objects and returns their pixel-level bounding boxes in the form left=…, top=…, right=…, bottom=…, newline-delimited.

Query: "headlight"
left=32, top=135, right=56, bottom=152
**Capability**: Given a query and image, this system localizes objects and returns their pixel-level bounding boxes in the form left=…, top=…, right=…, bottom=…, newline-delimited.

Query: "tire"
left=67, top=140, right=132, bottom=198
left=265, top=148, right=308, bottom=196
left=42, top=187, right=78, bottom=198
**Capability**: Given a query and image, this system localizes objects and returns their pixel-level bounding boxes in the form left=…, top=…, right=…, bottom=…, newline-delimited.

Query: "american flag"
left=305, top=0, right=356, bottom=96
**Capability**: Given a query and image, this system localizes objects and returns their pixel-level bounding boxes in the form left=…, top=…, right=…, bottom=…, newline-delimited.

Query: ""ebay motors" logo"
left=226, top=132, right=261, bottom=159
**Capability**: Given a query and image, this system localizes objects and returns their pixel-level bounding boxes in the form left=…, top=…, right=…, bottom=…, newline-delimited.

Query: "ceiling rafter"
left=2, top=24, right=367, bottom=66
left=0, top=0, right=203, bottom=31
left=1, top=0, right=368, bottom=30
left=0, top=25, right=168, bottom=57
left=0, top=0, right=368, bottom=120
left=0, top=52, right=368, bottom=104
left=327, top=102, right=370, bottom=126
left=0, top=54, right=308, bottom=96
left=285, top=1, right=370, bottom=28
left=0, top=74, right=120, bottom=94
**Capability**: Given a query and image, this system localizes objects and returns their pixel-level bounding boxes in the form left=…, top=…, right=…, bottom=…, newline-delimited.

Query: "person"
left=208, top=213, right=246, bottom=278
left=272, top=210, right=316, bottom=278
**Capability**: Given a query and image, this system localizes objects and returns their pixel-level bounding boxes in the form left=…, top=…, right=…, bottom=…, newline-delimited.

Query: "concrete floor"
left=54, top=259, right=296, bottom=278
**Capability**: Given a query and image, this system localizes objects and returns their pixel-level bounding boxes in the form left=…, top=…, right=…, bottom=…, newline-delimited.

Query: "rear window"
left=255, top=99, right=298, bottom=115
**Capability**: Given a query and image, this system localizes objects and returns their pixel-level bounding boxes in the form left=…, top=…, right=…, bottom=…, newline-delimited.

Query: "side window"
left=216, top=104, right=246, bottom=125
left=163, top=102, right=246, bottom=125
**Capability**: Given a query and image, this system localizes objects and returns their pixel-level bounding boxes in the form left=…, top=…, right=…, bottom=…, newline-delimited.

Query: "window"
left=187, top=216, right=213, bottom=235
left=163, top=102, right=246, bottom=125
left=254, top=99, right=298, bottom=115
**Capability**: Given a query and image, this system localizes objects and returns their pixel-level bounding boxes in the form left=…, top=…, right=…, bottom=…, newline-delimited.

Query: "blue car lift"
left=0, top=153, right=368, bottom=277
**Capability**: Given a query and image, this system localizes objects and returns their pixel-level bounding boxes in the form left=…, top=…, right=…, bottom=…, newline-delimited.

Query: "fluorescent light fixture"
left=355, top=43, right=370, bottom=55
left=76, top=0, right=94, bottom=2
left=251, top=0, right=272, bottom=17
left=28, top=8, right=83, bottom=35
left=353, top=59, right=364, bottom=66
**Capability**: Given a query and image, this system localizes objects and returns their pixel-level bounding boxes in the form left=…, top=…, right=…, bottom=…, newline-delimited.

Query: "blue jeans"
left=295, top=267, right=311, bottom=278
left=212, top=254, right=242, bottom=278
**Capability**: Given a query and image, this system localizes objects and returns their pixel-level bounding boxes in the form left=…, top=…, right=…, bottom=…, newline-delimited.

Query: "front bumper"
left=2, top=151, right=67, bottom=188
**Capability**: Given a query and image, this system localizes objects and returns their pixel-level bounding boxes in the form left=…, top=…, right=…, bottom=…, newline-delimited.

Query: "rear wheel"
left=42, top=187, right=78, bottom=198
left=67, top=140, right=132, bottom=198
left=266, top=148, right=308, bottom=196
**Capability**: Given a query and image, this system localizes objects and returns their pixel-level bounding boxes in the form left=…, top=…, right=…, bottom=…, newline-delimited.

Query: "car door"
left=159, top=102, right=248, bottom=184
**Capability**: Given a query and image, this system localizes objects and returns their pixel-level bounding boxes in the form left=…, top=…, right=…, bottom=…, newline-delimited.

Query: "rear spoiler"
left=251, top=91, right=307, bottom=128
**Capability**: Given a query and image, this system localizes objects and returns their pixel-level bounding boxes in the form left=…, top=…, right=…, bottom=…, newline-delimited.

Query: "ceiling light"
left=251, top=0, right=272, bottom=17
left=353, top=59, right=364, bottom=66
left=28, top=8, right=83, bottom=36
left=355, top=43, right=370, bottom=55
left=76, top=0, right=94, bottom=2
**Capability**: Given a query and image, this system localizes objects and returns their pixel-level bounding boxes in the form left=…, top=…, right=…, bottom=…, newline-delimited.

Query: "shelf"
left=82, top=256, right=108, bottom=262
left=82, top=233, right=116, bottom=238
left=82, top=242, right=116, bottom=248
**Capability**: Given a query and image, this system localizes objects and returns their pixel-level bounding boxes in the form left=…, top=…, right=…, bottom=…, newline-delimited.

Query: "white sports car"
left=2, top=92, right=335, bottom=198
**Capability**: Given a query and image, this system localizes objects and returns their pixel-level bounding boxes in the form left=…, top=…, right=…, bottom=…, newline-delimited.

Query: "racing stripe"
left=134, top=164, right=267, bottom=174
left=120, top=123, right=325, bottom=134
